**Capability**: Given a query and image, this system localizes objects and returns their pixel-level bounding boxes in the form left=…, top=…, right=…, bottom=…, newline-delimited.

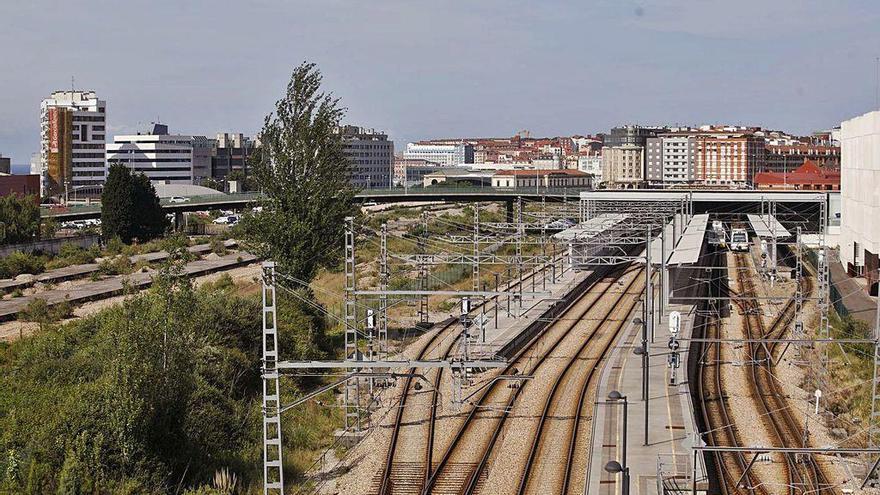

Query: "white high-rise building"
left=40, top=90, right=107, bottom=197
left=106, top=123, right=209, bottom=185
left=404, top=142, right=474, bottom=166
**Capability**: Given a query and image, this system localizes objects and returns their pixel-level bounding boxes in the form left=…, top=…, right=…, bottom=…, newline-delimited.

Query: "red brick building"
left=753, top=159, right=839, bottom=190
left=0, top=174, right=41, bottom=201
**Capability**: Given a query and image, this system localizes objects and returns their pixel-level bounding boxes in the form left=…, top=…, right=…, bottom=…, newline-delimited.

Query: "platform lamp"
left=605, top=389, right=630, bottom=495
left=632, top=317, right=649, bottom=447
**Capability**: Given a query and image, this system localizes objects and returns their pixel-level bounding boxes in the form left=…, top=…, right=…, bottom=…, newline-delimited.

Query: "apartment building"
left=404, top=142, right=474, bottom=166
left=338, top=125, right=394, bottom=189
left=602, top=144, right=644, bottom=188
left=764, top=143, right=840, bottom=172
left=577, top=154, right=602, bottom=184
left=106, top=123, right=209, bottom=185
left=645, top=136, right=696, bottom=184
left=694, top=133, right=765, bottom=185
left=40, top=90, right=107, bottom=197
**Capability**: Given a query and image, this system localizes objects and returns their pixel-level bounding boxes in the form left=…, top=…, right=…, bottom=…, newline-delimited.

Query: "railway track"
left=732, top=252, right=834, bottom=495
left=422, top=265, right=643, bottom=495
left=374, top=258, right=574, bottom=495
left=697, top=248, right=765, bottom=495
left=516, top=268, right=646, bottom=495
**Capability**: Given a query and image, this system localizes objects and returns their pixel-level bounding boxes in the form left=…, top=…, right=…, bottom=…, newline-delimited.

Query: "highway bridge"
left=42, top=187, right=836, bottom=225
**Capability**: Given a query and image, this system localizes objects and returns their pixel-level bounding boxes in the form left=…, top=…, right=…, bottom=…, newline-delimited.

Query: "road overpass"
left=42, top=187, right=836, bottom=226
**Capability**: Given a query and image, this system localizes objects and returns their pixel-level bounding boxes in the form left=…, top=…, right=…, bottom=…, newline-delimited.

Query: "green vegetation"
left=0, top=251, right=46, bottom=279
left=0, top=194, right=40, bottom=245
left=239, top=62, right=359, bottom=283
left=101, top=164, right=169, bottom=244
left=821, top=311, right=875, bottom=422
left=0, top=266, right=340, bottom=493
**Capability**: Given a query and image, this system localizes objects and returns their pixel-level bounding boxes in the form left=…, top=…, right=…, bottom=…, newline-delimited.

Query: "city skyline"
left=1, top=0, right=879, bottom=165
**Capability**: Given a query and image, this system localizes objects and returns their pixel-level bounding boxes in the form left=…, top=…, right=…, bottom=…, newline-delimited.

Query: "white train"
left=729, top=228, right=750, bottom=252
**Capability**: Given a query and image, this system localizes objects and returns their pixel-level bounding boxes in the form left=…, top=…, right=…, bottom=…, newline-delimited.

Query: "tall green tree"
left=240, top=62, right=358, bottom=282
left=101, top=164, right=168, bottom=243
left=0, top=194, right=40, bottom=245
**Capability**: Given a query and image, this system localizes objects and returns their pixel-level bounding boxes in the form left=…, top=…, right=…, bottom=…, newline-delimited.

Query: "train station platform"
left=586, top=301, right=707, bottom=495
left=470, top=261, right=595, bottom=359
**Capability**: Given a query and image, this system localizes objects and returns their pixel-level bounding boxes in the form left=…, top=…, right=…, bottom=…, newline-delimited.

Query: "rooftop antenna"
left=70, top=76, right=75, bottom=96
left=876, top=56, right=879, bottom=110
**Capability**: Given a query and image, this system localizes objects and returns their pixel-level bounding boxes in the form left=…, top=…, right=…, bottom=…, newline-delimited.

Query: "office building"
left=0, top=154, right=10, bottom=175
left=393, top=157, right=442, bottom=186
left=338, top=125, right=394, bottom=189
left=645, top=136, right=696, bottom=184
left=694, top=133, right=765, bottom=185
left=605, top=125, right=666, bottom=147
left=211, top=133, right=256, bottom=179
left=404, top=142, right=474, bottom=166
left=105, top=123, right=209, bottom=185
left=602, top=145, right=644, bottom=188
left=40, top=90, right=106, bottom=197
left=839, top=110, right=880, bottom=283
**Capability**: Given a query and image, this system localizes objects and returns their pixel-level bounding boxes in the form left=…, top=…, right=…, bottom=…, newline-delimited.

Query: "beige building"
left=602, top=145, right=643, bottom=188
left=491, top=169, right=591, bottom=189
left=840, top=110, right=880, bottom=287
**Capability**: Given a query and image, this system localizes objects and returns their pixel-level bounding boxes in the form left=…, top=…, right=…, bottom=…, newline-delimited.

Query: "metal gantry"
left=261, top=262, right=284, bottom=495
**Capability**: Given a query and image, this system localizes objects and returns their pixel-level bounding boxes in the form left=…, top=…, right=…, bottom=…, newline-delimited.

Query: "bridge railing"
left=43, top=186, right=594, bottom=217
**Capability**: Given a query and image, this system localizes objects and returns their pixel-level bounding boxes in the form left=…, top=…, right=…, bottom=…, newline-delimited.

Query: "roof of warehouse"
left=747, top=214, right=791, bottom=238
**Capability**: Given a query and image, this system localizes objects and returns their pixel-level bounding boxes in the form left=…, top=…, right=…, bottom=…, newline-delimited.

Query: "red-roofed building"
left=753, top=159, right=839, bottom=190
left=491, top=169, right=591, bottom=189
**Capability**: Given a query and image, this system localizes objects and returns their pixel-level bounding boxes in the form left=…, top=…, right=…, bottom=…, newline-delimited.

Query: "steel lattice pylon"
left=343, top=217, right=360, bottom=431
left=261, top=262, right=284, bottom=494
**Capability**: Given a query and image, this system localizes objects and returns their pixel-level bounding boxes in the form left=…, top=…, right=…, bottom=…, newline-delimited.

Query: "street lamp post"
left=633, top=316, right=649, bottom=446
left=605, top=390, right=630, bottom=495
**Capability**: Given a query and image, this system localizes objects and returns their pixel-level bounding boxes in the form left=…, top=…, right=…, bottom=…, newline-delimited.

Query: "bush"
left=0, top=251, right=46, bottom=279
left=98, top=255, right=132, bottom=276
left=210, top=237, right=228, bottom=256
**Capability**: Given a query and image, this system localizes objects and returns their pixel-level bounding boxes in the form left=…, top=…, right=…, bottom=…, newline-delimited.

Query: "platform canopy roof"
left=747, top=214, right=791, bottom=239
left=552, top=213, right=628, bottom=241
left=668, top=214, right=709, bottom=265
left=579, top=190, right=826, bottom=204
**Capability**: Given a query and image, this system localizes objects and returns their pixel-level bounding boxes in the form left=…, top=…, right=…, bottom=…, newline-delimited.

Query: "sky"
left=1, top=0, right=879, bottom=166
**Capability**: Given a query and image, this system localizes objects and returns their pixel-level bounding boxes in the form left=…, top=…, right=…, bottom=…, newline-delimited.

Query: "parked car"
left=168, top=196, right=190, bottom=204
left=213, top=215, right=240, bottom=226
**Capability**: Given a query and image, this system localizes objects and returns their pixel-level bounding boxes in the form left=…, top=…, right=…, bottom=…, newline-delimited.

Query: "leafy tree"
left=101, top=164, right=168, bottom=243
left=0, top=194, right=40, bottom=245
left=239, top=62, right=359, bottom=282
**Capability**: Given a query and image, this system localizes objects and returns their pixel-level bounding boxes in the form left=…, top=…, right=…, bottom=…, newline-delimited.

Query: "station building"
left=840, top=110, right=880, bottom=286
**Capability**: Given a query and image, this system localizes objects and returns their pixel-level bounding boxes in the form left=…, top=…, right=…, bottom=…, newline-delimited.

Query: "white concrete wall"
left=840, top=110, right=880, bottom=268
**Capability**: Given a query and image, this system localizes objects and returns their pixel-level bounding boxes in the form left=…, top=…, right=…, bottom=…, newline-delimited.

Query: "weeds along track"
left=374, top=259, right=584, bottom=495
left=421, top=265, right=643, bottom=495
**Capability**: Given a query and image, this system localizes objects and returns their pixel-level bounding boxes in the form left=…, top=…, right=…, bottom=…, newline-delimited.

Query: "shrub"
left=0, top=251, right=46, bottom=279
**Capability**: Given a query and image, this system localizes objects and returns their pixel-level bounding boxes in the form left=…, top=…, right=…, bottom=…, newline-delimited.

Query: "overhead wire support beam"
left=353, top=289, right=552, bottom=298
left=275, top=359, right=508, bottom=370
